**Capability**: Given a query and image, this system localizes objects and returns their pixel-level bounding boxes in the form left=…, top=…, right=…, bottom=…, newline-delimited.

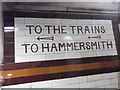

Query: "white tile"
left=54, top=35, right=72, bottom=41
left=15, top=29, right=25, bottom=36
left=65, top=52, right=81, bottom=59
left=111, top=84, right=119, bottom=88
left=96, top=86, right=105, bottom=88
left=45, top=53, right=65, bottom=60
left=102, top=35, right=115, bottom=40
left=70, top=76, right=87, bottom=84
left=25, top=36, right=35, bottom=42
left=31, top=80, right=52, bottom=88
left=62, top=84, right=80, bottom=88
left=96, top=79, right=111, bottom=86
left=15, top=18, right=25, bottom=24
left=105, top=29, right=114, bottom=34
left=103, top=72, right=117, bottom=79
left=50, top=85, right=62, bottom=88
left=111, top=78, right=118, bottom=84
left=43, top=18, right=61, bottom=24
left=81, top=51, right=97, bottom=58
left=97, top=50, right=117, bottom=56
left=105, top=84, right=116, bottom=88
left=80, top=81, right=96, bottom=88
left=61, top=19, right=77, bottom=24
left=25, top=18, right=44, bottom=24
left=68, top=84, right=80, bottom=88
left=15, top=24, right=26, bottom=30
left=71, top=35, right=88, bottom=41
left=15, top=55, right=26, bottom=63
left=77, top=19, right=92, bottom=24
left=87, top=74, right=103, bottom=81
left=24, top=28, right=36, bottom=36
left=15, top=36, right=26, bottom=43
left=15, top=49, right=26, bottom=56
left=52, top=78, right=70, bottom=86
left=26, top=55, right=45, bottom=62
left=15, top=43, right=25, bottom=49
left=2, top=83, right=31, bottom=88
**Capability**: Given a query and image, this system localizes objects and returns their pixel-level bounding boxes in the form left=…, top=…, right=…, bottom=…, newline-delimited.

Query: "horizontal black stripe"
left=1, top=56, right=118, bottom=71
left=2, top=66, right=120, bottom=86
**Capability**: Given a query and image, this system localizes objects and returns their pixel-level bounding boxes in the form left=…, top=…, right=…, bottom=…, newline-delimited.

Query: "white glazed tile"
left=25, top=18, right=44, bottom=24
left=87, top=74, right=103, bottom=81
left=80, top=81, right=96, bottom=88
left=15, top=24, right=26, bottom=30
left=26, top=55, right=45, bottom=62
left=96, top=79, right=111, bottom=86
left=31, top=80, right=52, bottom=88
left=15, top=18, right=25, bottom=24
left=81, top=51, right=97, bottom=58
left=103, top=72, right=118, bottom=79
left=15, top=55, right=26, bottom=63
left=45, top=53, right=65, bottom=60
left=65, top=52, right=81, bottom=59
left=111, top=78, right=118, bottom=84
left=43, top=18, right=61, bottom=24
left=52, top=78, right=70, bottom=86
left=2, top=83, right=31, bottom=88
left=70, top=76, right=87, bottom=84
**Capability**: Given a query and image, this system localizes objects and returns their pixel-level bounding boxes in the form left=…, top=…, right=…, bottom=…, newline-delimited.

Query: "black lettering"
left=100, top=41, right=106, bottom=49
left=86, top=42, right=91, bottom=50
left=26, top=25, right=34, bottom=34
left=66, top=43, right=74, bottom=51
left=84, top=26, right=90, bottom=33
left=21, top=44, right=30, bottom=53
left=58, top=43, right=66, bottom=51
left=35, top=25, right=42, bottom=34
left=74, top=42, right=79, bottom=50
left=101, top=26, right=105, bottom=33
left=91, top=42, right=98, bottom=49
left=97, top=42, right=101, bottom=49
left=70, top=26, right=76, bottom=34
left=79, top=42, right=85, bottom=50
left=42, top=43, right=49, bottom=52
left=53, top=26, right=60, bottom=34
left=45, top=25, right=52, bottom=34
left=91, top=26, right=94, bottom=33
left=51, top=43, right=58, bottom=52
left=106, top=41, right=113, bottom=49
left=61, top=26, right=67, bottom=34
left=31, top=44, right=39, bottom=53
left=94, top=26, right=100, bottom=33
left=77, top=26, right=83, bottom=34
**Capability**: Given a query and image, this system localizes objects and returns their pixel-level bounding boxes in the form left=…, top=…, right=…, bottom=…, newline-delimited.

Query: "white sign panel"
left=15, top=18, right=118, bottom=63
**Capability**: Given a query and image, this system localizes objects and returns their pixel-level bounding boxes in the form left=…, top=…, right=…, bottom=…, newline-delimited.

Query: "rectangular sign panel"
left=15, top=18, right=118, bottom=63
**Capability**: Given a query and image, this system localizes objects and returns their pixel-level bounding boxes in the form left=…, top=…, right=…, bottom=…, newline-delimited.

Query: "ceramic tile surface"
left=15, top=18, right=118, bottom=63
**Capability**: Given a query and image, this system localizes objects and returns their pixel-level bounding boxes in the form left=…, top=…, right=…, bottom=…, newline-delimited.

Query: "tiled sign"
left=15, top=18, right=118, bottom=63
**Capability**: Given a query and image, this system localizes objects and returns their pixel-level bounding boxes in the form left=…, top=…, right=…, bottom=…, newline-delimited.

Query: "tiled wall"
left=2, top=71, right=119, bottom=88
left=2, top=4, right=119, bottom=88
left=15, top=18, right=117, bottom=63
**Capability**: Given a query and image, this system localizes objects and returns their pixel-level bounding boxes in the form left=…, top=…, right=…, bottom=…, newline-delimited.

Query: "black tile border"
left=1, top=56, right=118, bottom=71
left=2, top=66, right=119, bottom=86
